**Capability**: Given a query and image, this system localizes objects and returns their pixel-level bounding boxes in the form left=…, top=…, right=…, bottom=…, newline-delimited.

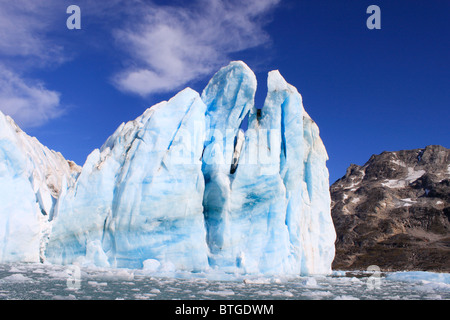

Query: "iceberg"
left=1, top=61, right=336, bottom=275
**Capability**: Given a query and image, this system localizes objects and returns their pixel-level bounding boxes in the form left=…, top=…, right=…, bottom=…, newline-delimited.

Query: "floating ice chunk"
left=386, top=271, right=450, bottom=285
left=199, top=289, right=235, bottom=297
left=334, top=295, right=359, bottom=300
left=303, top=277, right=319, bottom=287
left=143, top=259, right=161, bottom=272
left=0, top=274, right=34, bottom=283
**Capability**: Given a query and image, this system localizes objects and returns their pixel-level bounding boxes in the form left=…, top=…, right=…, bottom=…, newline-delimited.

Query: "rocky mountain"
left=331, top=145, right=450, bottom=272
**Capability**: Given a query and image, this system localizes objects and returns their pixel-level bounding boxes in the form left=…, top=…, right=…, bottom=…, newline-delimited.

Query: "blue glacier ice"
left=201, top=63, right=335, bottom=275
left=46, top=88, right=209, bottom=271
left=0, top=111, right=80, bottom=263
left=0, top=61, right=336, bottom=276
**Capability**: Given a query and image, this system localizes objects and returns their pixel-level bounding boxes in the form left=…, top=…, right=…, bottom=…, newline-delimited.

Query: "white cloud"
left=0, top=0, right=282, bottom=127
left=0, top=0, right=140, bottom=127
left=0, top=1, right=64, bottom=64
left=113, top=0, right=280, bottom=96
left=0, top=1, right=65, bottom=128
left=0, top=65, right=62, bottom=128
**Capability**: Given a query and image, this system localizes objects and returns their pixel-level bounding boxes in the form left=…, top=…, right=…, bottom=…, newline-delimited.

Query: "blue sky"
left=0, top=0, right=448, bottom=184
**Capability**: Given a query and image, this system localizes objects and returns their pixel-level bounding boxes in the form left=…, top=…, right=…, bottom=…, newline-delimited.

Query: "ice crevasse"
left=0, top=61, right=336, bottom=275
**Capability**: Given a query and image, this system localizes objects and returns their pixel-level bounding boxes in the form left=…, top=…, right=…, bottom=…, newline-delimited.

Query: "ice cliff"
left=201, top=63, right=335, bottom=275
left=0, top=61, right=336, bottom=275
left=0, top=112, right=80, bottom=263
left=46, top=88, right=209, bottom=271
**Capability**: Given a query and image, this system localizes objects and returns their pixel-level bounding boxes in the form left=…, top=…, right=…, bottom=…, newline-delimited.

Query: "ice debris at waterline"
left=0, top=61, right=336, bottom=275
left=0, top=264, right=449, bottom=300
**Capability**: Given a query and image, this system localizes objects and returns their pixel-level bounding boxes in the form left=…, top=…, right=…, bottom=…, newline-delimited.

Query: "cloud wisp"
left=0, top=65, right=62, bottom=128
left=0, top=1, right=66, bottom=128
left=113, top=0, right=280, bottom=96
left=0, top=0, right=281, bottom=127
left=0, top=1, right=64, bottom=64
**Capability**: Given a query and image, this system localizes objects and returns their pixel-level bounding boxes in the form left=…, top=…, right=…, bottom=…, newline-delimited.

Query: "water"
left=0, top=263, right=448, bottom=300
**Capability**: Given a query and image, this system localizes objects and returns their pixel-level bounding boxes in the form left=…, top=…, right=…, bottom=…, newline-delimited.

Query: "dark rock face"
left=331, top=145, right=450, bottom=272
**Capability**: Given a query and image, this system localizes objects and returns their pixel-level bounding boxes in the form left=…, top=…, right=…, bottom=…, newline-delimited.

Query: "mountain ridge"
left=331, top=145, right=450, bottom=272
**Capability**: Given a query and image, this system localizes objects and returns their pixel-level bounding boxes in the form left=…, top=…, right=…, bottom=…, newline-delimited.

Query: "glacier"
left=201, top=63, right=335, bottom=274
left=0, top=111, right=80, bottom=263
left=46, top=88, right=210, bottom=271
left=0, top=61, right=336, bottom=276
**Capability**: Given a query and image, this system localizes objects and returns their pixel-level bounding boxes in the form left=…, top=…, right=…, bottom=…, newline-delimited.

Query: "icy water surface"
left=0, top=263, right=448, bottom=300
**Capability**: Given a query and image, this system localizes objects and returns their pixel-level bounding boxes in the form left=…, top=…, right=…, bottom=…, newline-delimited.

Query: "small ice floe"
left=0, top=274, right=34, bottom=283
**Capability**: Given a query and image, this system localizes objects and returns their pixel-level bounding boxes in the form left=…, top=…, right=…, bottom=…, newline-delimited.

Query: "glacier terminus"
left=0, top=62, right=336, bottom=276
